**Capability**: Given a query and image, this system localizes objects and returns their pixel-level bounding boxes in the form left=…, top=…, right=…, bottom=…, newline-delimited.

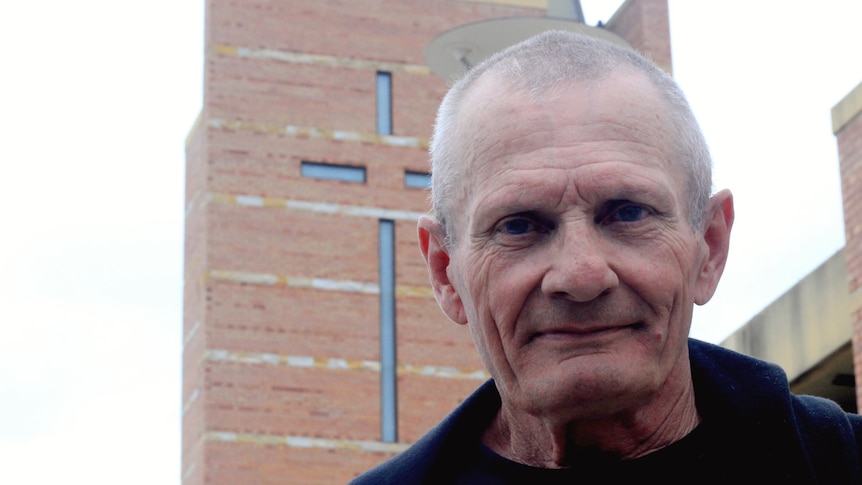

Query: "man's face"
left=421, top=71, right=731, bottom=421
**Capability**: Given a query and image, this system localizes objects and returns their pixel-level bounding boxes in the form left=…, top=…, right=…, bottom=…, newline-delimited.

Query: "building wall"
left=836, top=81, right=862, bottom=411
left=720, top=249, right=856, bottom=411
left=605, top=0, right=672, bottom=73
left=183, top=1, right=670, bottom=483
left=721, top=250, right=851, bottom=381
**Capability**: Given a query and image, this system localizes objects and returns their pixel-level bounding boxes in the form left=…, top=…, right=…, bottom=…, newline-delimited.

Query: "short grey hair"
left=428, top=30, right=712, bottom=243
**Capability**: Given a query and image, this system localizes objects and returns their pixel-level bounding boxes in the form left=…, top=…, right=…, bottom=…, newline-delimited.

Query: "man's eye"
left=604, top=203, right=650, bottom=224
left=500, top=218, right=534, bottom=235
left=617, top=205, right=647, bottom=222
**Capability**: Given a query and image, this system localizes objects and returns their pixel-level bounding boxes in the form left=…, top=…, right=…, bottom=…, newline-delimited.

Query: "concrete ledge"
left=833, top=81, right=862, bottom=134
left=721, top=250, right=850, bottom=380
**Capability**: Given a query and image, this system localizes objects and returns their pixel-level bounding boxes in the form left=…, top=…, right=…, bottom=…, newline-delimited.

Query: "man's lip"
left=530, top=322, right=642, bottom=341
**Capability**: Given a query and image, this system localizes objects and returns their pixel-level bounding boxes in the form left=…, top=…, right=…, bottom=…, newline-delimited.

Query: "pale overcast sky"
left=0, top=1, right=860, bottom=483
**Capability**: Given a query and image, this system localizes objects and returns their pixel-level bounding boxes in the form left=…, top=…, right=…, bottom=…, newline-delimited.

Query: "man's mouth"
left=530, top=321, right=646, bottom=343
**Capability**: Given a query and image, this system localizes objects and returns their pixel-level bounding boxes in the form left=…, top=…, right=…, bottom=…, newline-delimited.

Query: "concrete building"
left=182, top=0, right=861, bottom=483
left=722, top=81, right=862, bottom=413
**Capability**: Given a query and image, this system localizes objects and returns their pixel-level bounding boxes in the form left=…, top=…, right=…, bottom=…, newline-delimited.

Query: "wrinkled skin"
left=419, top=69, right=734, bottom=467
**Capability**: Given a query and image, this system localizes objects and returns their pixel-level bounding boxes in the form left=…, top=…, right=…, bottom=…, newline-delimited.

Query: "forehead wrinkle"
left=474, top=114, right=674, bottom=183
left=479, top=161, right=678, bottom=222
left=470, top=165, right=581, bottom=221
left=469, top=116, right=551, bottom=171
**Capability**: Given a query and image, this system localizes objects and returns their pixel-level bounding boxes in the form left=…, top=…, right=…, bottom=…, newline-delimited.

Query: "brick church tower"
left=182, top=1, right=672, bottom=482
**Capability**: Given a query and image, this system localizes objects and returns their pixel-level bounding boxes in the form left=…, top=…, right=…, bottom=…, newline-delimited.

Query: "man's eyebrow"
left=590, top=176, right=675, bottom=200
left=603, top=187, right=662, bottom=201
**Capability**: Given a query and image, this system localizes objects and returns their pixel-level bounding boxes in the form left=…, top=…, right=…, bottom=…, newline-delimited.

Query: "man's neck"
left=482, top=383, right=701, bottom=468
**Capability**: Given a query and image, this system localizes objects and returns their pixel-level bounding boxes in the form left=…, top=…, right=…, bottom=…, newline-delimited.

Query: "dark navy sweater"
left=350, top=339, right=862, bottom=484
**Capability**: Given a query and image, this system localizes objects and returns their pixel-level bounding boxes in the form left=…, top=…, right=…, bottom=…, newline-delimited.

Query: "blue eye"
left=599, top=202, right=651, bottom=225
left=501, top=218, right=533, bottom=235
left=615, top=204, right=647, bottom=222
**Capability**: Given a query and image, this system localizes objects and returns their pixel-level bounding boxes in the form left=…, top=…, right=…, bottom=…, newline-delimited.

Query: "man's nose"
left=539, top=228, right=619, bottom=302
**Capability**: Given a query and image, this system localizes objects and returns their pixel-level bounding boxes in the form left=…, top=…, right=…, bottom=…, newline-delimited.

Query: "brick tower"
left=836, top=82, right=862, bottom=411
left=182, top=1, right=672, bottom=483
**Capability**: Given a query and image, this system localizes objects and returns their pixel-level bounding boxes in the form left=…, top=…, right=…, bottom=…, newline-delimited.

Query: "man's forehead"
left=459, top=71, right=672, bottom=154
left=457, top=73, right=525, bottom=123
left=480, top=161, right=677, bottom=204
left=457, top=67, right=659, bottom=125
left=446, top=68, right=685, bottom=203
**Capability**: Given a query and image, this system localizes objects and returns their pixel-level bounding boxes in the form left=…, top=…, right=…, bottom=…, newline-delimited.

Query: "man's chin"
left=513, top=363, right=653, bottom=417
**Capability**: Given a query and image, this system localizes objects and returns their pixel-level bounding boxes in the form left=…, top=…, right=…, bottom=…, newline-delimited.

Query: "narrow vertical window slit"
left=376, top=72, right=393, bottom=135
left=379, top=219, right=397, bottom=442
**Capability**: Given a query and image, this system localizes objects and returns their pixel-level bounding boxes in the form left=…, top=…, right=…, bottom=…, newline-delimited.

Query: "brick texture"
left=838, top=107, right=862, bottom=410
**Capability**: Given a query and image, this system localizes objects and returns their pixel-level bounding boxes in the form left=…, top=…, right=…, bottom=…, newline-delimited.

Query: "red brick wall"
left=606, top=0, right=672, bottom=73
left=836, top=88, right=862, bottom=410
left=183, top=1, right=672, bottom=483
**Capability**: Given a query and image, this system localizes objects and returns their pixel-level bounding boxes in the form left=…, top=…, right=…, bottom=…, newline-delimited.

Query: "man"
left=351, top=31, right=862, bottom=483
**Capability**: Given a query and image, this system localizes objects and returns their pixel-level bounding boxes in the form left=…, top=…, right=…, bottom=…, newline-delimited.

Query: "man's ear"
left=418, top=215, right=468, bottom=325
left=694, top=189, right=734, bottom=305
